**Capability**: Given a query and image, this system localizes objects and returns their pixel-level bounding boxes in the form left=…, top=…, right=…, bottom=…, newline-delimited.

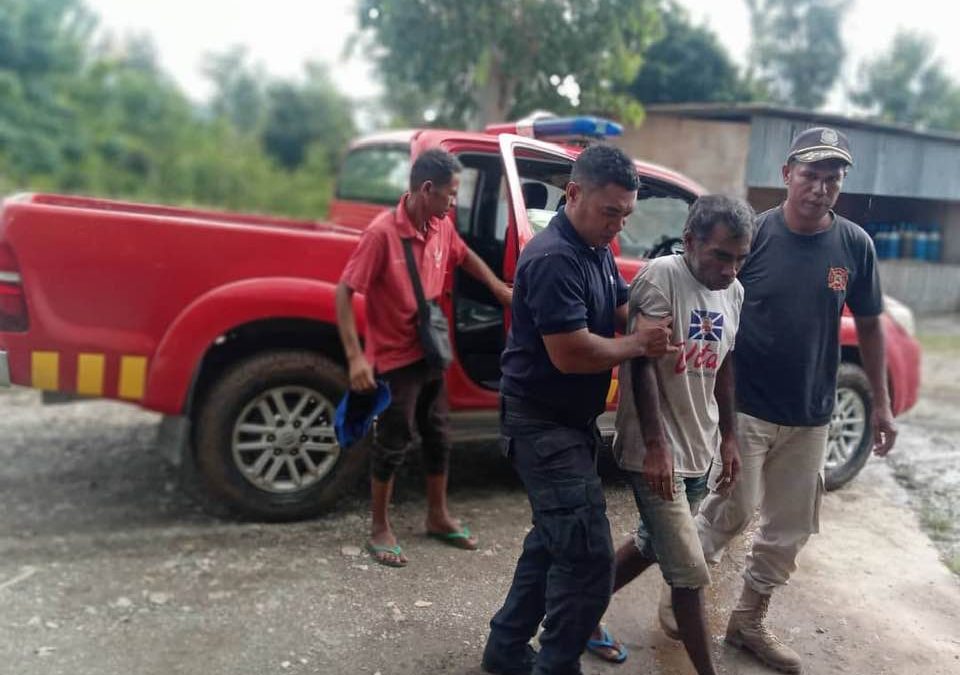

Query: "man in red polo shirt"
left=336, top=148, right=512, bottom=567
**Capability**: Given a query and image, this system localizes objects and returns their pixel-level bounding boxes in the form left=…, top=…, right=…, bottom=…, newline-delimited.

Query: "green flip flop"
left=426, top=526, right=478, bottom=551
left=365, top=542, right=408, bottom=567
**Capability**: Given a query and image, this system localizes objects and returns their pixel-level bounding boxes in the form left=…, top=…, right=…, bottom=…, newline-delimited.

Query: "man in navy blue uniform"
left=481, top=144, right=676, bottom=675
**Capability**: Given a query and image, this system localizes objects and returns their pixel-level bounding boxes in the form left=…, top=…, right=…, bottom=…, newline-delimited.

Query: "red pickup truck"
left=0, top=117, right=921, bottom=520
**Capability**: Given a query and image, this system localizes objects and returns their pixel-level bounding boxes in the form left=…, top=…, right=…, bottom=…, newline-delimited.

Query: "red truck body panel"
left=0, top=193, right=363, bottom=411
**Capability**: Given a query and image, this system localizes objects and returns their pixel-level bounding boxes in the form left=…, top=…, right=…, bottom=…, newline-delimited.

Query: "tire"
left=193, top=350, right=368, bottom=521
left=824, top=362, right=874, bottom=491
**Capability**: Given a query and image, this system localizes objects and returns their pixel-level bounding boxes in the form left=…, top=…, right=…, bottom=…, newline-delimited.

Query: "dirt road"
left=0, top=327, right=959, bottom=673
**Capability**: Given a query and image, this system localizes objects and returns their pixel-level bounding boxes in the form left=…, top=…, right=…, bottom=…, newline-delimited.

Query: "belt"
left=501, top=395, right=596, bottom=430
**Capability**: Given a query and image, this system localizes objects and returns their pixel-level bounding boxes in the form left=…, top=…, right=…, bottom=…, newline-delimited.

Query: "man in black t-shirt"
left=692, top=128, right=898, bottom=674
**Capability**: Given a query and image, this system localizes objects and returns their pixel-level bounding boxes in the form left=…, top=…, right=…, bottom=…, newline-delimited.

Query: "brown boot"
left=725, top=584, right=802, bottom=673
left=657, top=580, right=681, bottom=640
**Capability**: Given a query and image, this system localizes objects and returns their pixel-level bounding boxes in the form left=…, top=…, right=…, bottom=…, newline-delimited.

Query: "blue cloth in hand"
left=334, top=380, right=392, bottom=449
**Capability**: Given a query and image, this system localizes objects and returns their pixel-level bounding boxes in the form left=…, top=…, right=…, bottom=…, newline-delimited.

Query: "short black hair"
left=571, top=143, right=639, bottom=192
left=684, top=195, right=755, bottom=242
left=409, top=148, right=462, bottom=191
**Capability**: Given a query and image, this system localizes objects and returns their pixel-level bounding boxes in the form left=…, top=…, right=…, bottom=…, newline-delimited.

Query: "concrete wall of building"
left=879, top=261, right=960, bottom=314
left=618, top=115, right=751, bottom=198
left=942, top=202, right=960, bottom=265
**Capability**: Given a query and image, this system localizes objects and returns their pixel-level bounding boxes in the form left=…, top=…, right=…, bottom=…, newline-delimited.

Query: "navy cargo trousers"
left=483, top=397, right=614, bottom=675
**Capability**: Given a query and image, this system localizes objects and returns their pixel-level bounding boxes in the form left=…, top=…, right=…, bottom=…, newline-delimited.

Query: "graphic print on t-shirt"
left=676, top=309, right=727, bottom=374
left=687, top=309, right=724, bottom=342
left=827, top=266, right=848, bottom=291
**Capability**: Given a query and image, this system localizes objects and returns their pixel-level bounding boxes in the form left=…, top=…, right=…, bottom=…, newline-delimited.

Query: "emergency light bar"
left=485, top=116, right=623, bottom=140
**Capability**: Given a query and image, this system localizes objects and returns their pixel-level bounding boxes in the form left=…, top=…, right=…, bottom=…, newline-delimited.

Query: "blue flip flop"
left=586, top=626, right=628, bottom=664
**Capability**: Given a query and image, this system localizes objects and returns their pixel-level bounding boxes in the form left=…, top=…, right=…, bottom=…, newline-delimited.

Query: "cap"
left=334, top=380, right=392, bottom=449
left=787, top=127, right=853, bottom=166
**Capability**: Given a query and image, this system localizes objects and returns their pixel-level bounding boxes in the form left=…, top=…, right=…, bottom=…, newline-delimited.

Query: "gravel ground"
left=1, top=330, right=959, bottom=674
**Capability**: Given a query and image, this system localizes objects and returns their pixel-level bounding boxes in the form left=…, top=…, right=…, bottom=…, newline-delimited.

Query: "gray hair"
left=684, top=195, right=755, bottom=242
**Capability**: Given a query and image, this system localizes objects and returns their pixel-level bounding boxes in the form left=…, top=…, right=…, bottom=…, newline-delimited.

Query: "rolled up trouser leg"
left=414, top=367, right=452, bottom=476
left=370, top=361, right=428, bottom=481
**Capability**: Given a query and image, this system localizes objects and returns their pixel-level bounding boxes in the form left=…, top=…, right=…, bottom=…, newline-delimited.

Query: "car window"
left=522, top=180, right=565, bottom=235
left=336, top=146, right=411, bottom=205
left=620, top=182, right=694, bottom=258
left=455, top=167, right=480, bottom=236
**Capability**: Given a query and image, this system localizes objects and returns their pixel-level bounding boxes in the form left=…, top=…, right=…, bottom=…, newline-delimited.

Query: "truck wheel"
left=194, top=350, right=368, bottom=521
left=824, top=363, right=874, bottom=491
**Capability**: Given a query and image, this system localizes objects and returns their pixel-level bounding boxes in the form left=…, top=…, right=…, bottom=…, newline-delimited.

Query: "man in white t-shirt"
left=586, top=195, right=755, bottom=675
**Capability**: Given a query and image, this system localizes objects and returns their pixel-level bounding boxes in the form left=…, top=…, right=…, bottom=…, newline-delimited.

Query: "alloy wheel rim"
left=231, top=386, right=340, bottom=493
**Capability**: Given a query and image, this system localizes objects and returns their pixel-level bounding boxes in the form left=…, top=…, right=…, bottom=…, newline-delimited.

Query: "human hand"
left=642, top=442, right=675, bottom=502
left=633, top=315, right=678, bottom=358
left=717, top=436, right=741, bottom=495
left=348, top=354, right=376, bottom=392
left=495, top=282, right=514, bottom=308
left=871, top=405, right=898, bottom=456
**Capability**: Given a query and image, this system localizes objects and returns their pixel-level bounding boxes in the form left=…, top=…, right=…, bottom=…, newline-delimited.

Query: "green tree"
left=746, top=0, right=851, bottom=109
left=353, top=0, right=662, bottom=128
left=630, top=2, right=750, bottom=104
left=203, top=46, right=267, bottom=134
left=851, top=30, right=960, bottom=131
left=262, top=63, right=355, bottom=170
left=0, top=0, right=351, bottom=220
left=0, top=0, right=96, bottom=180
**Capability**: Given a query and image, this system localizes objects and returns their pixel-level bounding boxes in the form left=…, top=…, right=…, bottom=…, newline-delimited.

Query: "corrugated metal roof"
left=646, top=103, right=960, bottom=146
left=646, top=104, right=960, bottom=200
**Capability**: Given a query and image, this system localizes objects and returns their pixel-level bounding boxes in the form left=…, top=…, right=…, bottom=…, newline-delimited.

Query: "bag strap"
left=401, top=237, right=430, bottom=318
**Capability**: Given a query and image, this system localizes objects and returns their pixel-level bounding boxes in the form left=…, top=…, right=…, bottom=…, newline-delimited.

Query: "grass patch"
left=920, top=506, right=955, bottom=541
left=918, top=334, right=960, bottom=352
left=946, top=553, right=960, bottom=576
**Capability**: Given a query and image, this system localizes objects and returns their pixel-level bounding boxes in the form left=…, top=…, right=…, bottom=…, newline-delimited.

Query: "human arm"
left=631, top=355, right=675, bottom=501
left=615, top=302, right=629, bottom=334
left=337, top=227, right=388, bottom=392
left=854, top=314, right=897, bottom=456
left=542, top=315, right=675, bottom=374
left=714, top=354, right=741, bottom=494
left=532, top=254, right=675, bottom=374
left=335, top=282, right=376, bottom=392
left=460, top=248, right=513, bottom=307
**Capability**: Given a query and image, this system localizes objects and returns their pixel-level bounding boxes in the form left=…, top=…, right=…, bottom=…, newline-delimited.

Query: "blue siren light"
left=532, top=116, right=623, bottom=139
left=485, top=116, right=623, bottom=140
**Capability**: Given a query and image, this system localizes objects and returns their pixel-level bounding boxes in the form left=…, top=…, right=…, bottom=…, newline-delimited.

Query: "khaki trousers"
left=695, top=413, right=828, bottom=594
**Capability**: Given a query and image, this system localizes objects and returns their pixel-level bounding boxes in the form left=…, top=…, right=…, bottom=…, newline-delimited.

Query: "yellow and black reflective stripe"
left=31, top=351, right=59, bottom=391
left=30, top=350, right=147, bottom=400
left=118, top=356, right=147, bottom=400
left=77, top=353, right=105, bottom=396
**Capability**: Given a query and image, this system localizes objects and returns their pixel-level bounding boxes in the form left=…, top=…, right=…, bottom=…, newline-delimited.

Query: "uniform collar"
left=396, top=193, right=442, bottom=241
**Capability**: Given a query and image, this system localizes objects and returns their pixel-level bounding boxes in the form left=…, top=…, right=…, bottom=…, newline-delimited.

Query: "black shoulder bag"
left=401, top=238, right=453, bottom=370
